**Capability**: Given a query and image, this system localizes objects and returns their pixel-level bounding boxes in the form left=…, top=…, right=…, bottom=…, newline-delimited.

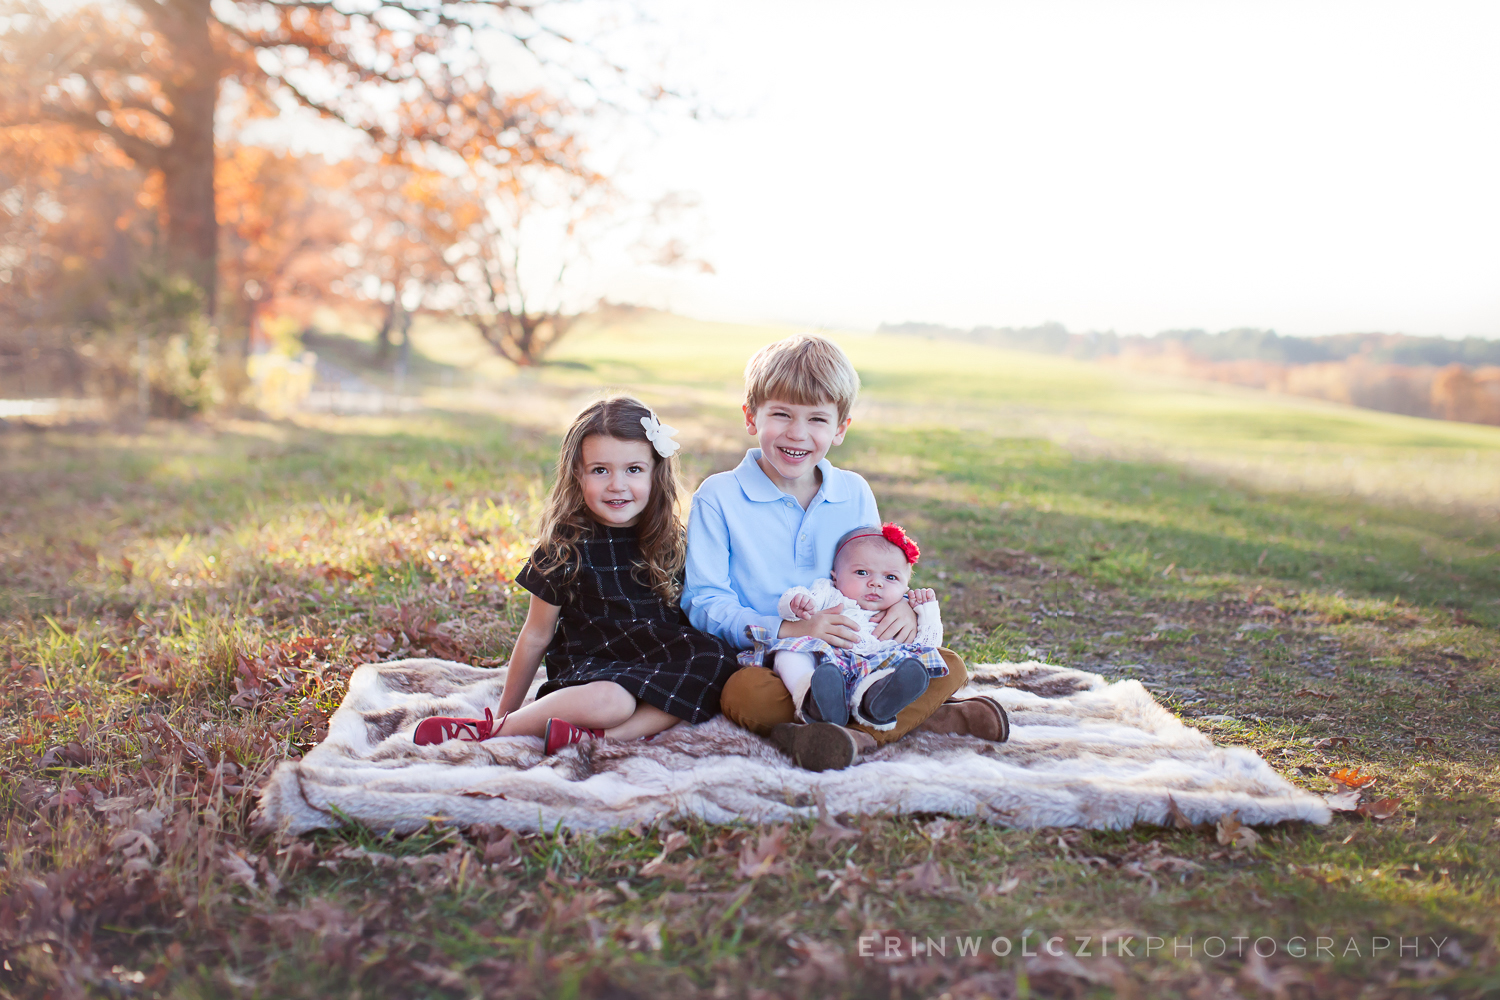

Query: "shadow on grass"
left=2, top=409, right=558, bottom=535
left=849, top=425, right=1498, bottom=620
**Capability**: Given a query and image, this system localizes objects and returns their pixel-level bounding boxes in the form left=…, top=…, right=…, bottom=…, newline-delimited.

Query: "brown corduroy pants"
left=718, top=648, right=969, bottom=746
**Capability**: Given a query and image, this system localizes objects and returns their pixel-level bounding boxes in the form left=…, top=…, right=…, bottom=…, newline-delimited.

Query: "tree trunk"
left=376, top=297, right=397, bottom=361
left=150, top=0, right=222, bottom=315
left=472, top=310, right=575, bottom=367
left=159, top=100, right=218, bottom=314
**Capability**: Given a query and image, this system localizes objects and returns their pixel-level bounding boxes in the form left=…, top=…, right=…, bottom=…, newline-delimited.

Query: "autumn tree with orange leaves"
left=0, top=0, right=629, bottom=313
left=216, top=146, right=362, bottom=344
left=426, top=153, right=616, bottom=367
left=332, top=160, right=475, bottom=361
left=329, top=152, right=709, bottom=367
left=0, top=119, right=166, bottom=396
left=1430, top=364, right=1500, bottom=426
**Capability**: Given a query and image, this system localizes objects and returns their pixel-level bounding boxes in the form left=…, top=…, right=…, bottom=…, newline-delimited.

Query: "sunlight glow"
left=596, top=0, right=1500, bottom=338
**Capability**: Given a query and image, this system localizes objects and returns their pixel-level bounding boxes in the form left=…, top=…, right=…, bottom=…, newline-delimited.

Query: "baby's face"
left=830, top=540, right=912, bottom=613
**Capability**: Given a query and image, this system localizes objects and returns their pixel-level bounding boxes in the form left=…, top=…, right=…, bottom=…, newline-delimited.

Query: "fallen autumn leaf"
left=1357, top=797, right=1401, bottom=821
left=1215, top=811, right=1261, bottom=849
left=1324, top=789, right=1362, bottom=812
left=1330, top=766, right=1377, bottom=789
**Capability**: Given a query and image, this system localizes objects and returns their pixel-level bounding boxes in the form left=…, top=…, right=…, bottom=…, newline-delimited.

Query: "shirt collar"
left=734, top=449, right=848, bottom=504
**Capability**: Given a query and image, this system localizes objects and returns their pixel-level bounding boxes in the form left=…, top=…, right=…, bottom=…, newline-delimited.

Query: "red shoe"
left=414, top=707, right=507, bottom=746
left=544, top=718, right=605, bottom=755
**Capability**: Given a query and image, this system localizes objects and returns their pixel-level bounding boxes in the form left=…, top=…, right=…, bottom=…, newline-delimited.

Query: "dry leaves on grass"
left=1325, top=789, right=1363, bottom=812
left=940, top=970, right=1018, bottom=999
left=809, top=790, right=859, bottom=849
left=410, top=963, right=467, bottom=991
left=1216, top=812, right=1262, bottom=849
left=979, top=876, right=1022, bottom=897
left=1120, top=840, right=1203, bottom=894
left=639, top=830, right=697, bottom=881
left=736, top=825, right=790, bottom=880
left=1357, top=797, right=1402, bottom=821
left=373, top=606, right=480, bottom=663
left=1414, top=735, right=1439, bottom=748
left=921, top=817, right=951, bottom=842
left=218, top=849, right=261, bottom=889
left=466, top=827, right=519, bottom=866
left=783, top=935, right=847, bottom=987
left=1166, top=795, right=1211, bottom=833
left=896, top=858, right=958, bottom=896
left=1293, top=688, right=1335, bottom=701
left=1025, top=949, right=1127, bottom=990
left=1311, top=736, right=1352, bottom=749
left=1239, top=948, right=1305, bottom=1000
left=261, top=899, right=369, bottom=969
left=615, top=919, right=663, bottom=952
left=814, top=860, right=868, bottom=902
left=1330, top=766, right=1377, bottom=789
left=229, top=636, right=333, bottom=709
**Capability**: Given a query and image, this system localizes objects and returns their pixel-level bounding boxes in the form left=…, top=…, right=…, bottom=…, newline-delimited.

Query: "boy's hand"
left=779, top=610, right=860, bottom=648
left=870, top=599, right=917, bottom=643
left=908, top=588, right=937, bottom=606
left=788, top=593, right=817, bottom=620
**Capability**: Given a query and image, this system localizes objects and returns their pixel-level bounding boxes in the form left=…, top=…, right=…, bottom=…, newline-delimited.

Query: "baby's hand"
left=788, top=593, right=817, bottom=620
left=908, top=588, right=937, bottom=606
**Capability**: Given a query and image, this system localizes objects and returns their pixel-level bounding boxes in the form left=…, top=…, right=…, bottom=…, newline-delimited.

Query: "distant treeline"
left=879, top=322, right=1500, bottom=425
left=879, top=321, right=1500, bottom=366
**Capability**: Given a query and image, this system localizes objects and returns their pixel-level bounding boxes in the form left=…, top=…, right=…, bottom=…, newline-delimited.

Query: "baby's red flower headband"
left=833, top=522, right=921, bottom=565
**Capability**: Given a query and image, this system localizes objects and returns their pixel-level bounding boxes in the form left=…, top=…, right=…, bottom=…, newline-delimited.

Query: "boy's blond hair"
left=743, top=333, right=861, bottom=423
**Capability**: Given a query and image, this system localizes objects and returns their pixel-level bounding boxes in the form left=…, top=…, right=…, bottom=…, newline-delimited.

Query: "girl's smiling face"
left=578, top=435, right=656, bottom=528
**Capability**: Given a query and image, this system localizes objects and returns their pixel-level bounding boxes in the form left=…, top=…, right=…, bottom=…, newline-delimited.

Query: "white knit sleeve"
left=808, top=578, right=848, bottom=612
left=777, top=586, right=819, bottom=621
left=914, top=601, right=944, bottom=648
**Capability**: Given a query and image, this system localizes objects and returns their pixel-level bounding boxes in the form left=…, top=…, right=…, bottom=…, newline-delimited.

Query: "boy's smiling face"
left=744, top=398, right=851, bottom=490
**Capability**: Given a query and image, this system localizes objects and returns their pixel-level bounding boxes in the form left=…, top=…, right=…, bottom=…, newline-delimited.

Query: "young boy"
left=682, top=333, right=1007, bottom=770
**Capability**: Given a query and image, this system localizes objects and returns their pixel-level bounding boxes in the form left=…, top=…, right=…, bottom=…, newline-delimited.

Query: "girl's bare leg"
left=605, top=703, right=683, bottom=741
left=495, top=681, right=637, bottom=737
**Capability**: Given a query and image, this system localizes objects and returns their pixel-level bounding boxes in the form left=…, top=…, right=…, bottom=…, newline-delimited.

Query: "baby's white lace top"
left=776, top=577, right=943, bottom=654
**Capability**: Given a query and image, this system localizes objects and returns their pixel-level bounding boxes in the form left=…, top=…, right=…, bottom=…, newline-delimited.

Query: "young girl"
left=415, top=396, right=739, bottom=754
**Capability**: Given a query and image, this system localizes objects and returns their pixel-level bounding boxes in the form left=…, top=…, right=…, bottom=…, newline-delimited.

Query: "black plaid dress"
left=514, top=524, right=738, bottom=724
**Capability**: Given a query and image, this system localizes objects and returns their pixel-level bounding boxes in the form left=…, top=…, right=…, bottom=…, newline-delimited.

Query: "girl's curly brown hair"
left=531, top=396, right=686, bottom=603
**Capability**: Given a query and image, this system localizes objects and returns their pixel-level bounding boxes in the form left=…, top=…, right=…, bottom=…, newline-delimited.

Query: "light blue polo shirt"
left=683, top=448, right=880, bottom=649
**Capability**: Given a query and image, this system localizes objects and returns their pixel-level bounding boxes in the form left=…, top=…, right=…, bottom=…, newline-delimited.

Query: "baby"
left=739, top=523, right=948, bottom=731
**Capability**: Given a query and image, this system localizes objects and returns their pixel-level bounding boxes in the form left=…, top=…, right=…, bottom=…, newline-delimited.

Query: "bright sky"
left=592, top=1, right=1500, bottom=338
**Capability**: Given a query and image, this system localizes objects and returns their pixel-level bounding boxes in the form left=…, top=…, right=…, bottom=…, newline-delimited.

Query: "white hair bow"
left=640, top=412, right=680, bottom=458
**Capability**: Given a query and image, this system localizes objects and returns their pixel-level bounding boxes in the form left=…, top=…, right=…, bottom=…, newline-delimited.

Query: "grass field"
left=2, top=310, right=1497, bottom=998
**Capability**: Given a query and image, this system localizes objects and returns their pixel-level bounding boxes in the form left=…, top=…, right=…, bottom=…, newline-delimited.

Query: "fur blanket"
left=252, top=658, right=1330, bottom=836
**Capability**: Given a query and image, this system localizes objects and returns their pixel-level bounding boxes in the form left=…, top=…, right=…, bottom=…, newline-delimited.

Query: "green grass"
left=1, top=310, right=1497, bottom=998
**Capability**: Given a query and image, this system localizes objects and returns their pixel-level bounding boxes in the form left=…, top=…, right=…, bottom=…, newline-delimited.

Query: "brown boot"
left=771, top=722, right=874, bottom=771
left=914, top=696, right=1010, bottom=742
